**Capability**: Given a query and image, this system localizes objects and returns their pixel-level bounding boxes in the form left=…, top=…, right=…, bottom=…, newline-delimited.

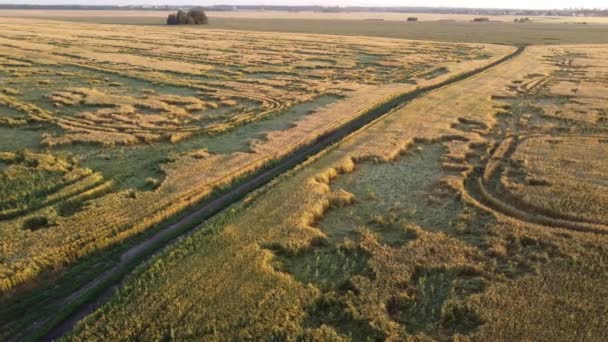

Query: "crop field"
left=6, top=9, right=608, bottom=23
left=62, top=44, right=608, bottom=340
left=0, top=17, right=516, bottom=333
left=1, top=14, right=607, bottom=342
left=4, top=10, right=608, bottom=45
left=209, top=11, right=608, bottom=24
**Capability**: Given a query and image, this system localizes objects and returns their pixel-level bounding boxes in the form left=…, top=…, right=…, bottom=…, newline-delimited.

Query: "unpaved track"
left=30, top=45, right=525, bottom=341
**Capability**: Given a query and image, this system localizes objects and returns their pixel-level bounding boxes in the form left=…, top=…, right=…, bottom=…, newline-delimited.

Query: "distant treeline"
left=167, top=10, right=208, bottom=25
left=1, top=4, right=607, bottom=17
left=0, top=5, right=230, bottom=12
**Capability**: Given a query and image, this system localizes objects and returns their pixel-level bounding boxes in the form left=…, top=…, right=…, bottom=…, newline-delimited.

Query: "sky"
left=0, top=0, right=606, bottom=9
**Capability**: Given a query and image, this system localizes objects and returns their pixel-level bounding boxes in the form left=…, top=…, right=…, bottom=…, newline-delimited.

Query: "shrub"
left=57, top=199, right=84, bottom=217
left=22, top=216, right=50, bottom=230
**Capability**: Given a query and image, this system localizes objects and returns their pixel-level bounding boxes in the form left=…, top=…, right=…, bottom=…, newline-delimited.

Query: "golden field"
left=4, top=10, right=608, bottom=45
left=66, top=44, right=608, bottom=340
left=1, top=13, right=607, bottom=341
left=0, top=18, right=511, bottom=298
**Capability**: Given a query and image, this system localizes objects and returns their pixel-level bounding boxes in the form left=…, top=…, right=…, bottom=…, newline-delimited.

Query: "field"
left=67, top=45, right=608, bottom=340
left=1, top=13, right=608, bottom=342
left=5, top=9, right=608, bottom=24
left=0, top=17, right=520, bottom=339
left=3, top=10, right=608, bottom=45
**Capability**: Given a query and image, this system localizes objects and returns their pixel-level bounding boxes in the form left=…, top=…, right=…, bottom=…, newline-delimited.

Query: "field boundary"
left=21, top=45, right=525, bottom=341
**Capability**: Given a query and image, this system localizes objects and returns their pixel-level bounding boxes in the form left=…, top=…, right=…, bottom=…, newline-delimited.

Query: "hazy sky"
left=0, top=0, right=606, bottom=9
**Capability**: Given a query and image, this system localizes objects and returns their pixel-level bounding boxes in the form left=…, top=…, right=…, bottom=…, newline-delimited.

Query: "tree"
left=166, top=9, right=209, bottom=25
left=176, top=10, right=189, bottom=25
left=167, top=14, right=177, bottom=25
left=188, top=10, right=209, bottom=25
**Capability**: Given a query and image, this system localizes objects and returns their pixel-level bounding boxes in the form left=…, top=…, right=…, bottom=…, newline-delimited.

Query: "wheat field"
left=1, top=15, right=607, bottom=342
left=0, top=17, right=511, bottom=308
left=4, top=10, right=608, bottom=45
left=62, top=43, right=608, bottom=340
left=59, top=41, right=608, bottom=341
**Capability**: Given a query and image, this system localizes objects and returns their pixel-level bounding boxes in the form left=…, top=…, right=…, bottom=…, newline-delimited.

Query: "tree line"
left=167, top=10, right=209, bottom=25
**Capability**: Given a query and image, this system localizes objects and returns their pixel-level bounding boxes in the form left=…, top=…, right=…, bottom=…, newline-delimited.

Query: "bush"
left=57, top=199, right=84, bottom=217
left=167, top=10, right=208, bottom=25
left=22, top=216, right=50, bottom=230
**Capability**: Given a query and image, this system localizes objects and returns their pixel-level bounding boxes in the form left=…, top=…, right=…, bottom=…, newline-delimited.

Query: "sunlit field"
left=3, top=10, right=608, bottom=44
left=1, top=12, right=607, bottom=342
left=61, top=44, right=608, bottom=341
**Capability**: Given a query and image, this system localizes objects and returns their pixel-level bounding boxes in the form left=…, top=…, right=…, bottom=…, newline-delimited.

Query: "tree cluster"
left=167, top=10, right=209, bottom=25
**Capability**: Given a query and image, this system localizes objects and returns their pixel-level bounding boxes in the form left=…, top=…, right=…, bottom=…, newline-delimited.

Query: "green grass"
left=319, top=143, right=462, bottom=244
left=0, top=126, right=41, bottom=152
left=2, top=57, right=342, bottom=190
left=272, top=244, right=371, bottom=291
left=387, top=267, right=484, bottom=336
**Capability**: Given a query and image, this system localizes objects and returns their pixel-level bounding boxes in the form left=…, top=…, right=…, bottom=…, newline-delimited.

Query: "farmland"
left=0, top=17, right=521, bottom=339
left=5, top=9, right=608, bottom=24
left=64, top=44, right=608, bottom=340
left=4, top=10, right=608, bottom=45
left=0, top=12, right=607, bottom=342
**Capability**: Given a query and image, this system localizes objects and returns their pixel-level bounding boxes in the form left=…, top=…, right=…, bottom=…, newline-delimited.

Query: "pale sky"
left=0, top=0, right=606, bottom=10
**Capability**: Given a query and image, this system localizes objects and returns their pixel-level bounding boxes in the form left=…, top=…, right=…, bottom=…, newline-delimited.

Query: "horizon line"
left=0, top=3, right=607, bottom=11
